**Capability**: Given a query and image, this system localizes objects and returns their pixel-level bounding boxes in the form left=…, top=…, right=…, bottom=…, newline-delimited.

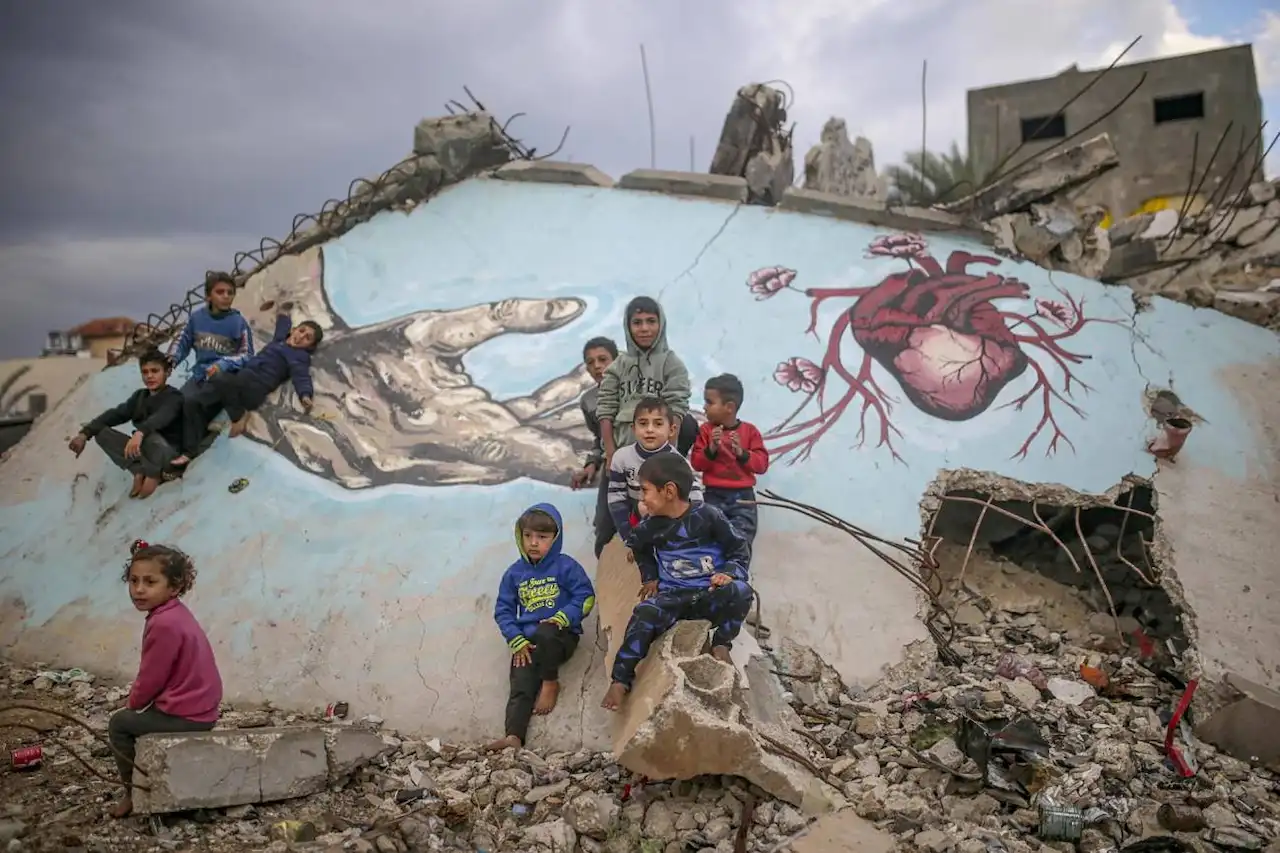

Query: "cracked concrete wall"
left=1, top=177, right=1276, bottom=745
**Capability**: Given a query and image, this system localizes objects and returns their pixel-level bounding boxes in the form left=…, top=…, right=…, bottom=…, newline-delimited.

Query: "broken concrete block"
left=1211, top=290, right=1280, bottom=325
left=133, top=728, right=328, bottom=814
left=595, top=542, right=840, bottom=814
left=493, top=160, right=614, bottom=188
left=411, top=112, right=510, bottom=180
left=325, top=727, right=390, bottom=781
left=745, top=137, right=795, bottom=206
left=1235, top=217, right=1278, bottom=248
left=787, top=808, right=897, bottom=853
left=803, top=118, right=889, bottom=201
left=780, top=188, right=978, bottom=238
left=1102, top=240, right=1160, bottom=282
left=617, top=169, right=747, bottom=203
left=1196, top=673, right=1280, bottom=772
left=946, top=133, right=1119, bottom=221
left=1107, top=213, right=1156, bottom=247
left=1247, top=181, right=1277, bottom=205
left=710, top=83, right=788, bottom=179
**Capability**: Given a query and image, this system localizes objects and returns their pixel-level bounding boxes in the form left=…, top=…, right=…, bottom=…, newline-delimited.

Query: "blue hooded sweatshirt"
left=494, top=503, right=596, bottom=654
left=236, top=314, right=315, bottom=400
left=169, top=306, right=255, bottom=381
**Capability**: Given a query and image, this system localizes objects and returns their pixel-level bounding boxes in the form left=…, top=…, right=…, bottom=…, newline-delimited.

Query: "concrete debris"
left=411, top=111, right=510, bottom=181
left=1196, top=673, right=1280, bottom=773
left=802, top=118, right=890, bottom=201
left=986, top=200, right=1111, bottom=279
left=1104, top=179, right=1280, bottom=329
left=709, top=83, right=795, bottom=206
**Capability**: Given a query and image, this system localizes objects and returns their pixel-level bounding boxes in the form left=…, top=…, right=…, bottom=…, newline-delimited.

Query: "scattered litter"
left=228, top=477, right=250, bottom=494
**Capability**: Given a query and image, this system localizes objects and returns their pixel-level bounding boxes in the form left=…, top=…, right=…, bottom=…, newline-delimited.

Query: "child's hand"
left=625, top=550, right=636, bottom=564
left=538, top=619, right=562, bottom=631
left=729, top=431, right=743, bottom=456
left=68, top=434, right=87, bottom=457
left=300, top=397, right=314, bottom=413
left=637, top=499, right=651, bottom=518
left=512, top=646, right=534, bottom=667
left=709, top=573, right=733, bottom=588
left=711, top=425, right=723, bottom=447
left=638, top=580, right=658, bottom=600
left=205, top=365, right=220, bottom=378
left=124, top=432, right=144, bottom=459
left=570, top=464, right=595, bottom=490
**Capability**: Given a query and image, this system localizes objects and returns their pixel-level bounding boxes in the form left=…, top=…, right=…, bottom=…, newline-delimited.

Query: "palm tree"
left=885, top=142, right=983, bottom=207
left=0, top=365, right=38, bottom=417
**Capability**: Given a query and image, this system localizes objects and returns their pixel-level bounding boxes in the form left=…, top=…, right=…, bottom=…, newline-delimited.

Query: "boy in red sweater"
left=690, top=374, right=769, bottom=553
left=108, top=541, right=223, bottom=818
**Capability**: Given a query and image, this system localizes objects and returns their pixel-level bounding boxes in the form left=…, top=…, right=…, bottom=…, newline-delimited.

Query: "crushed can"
left=1038, top=803, right=1084, bottom=841
left=12, top=746, right=43, bottom=770
left=324, top=701, right=349, bottom=721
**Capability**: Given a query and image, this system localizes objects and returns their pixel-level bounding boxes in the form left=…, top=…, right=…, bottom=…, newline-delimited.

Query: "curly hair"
left=121, top=543, right=198, bottom=596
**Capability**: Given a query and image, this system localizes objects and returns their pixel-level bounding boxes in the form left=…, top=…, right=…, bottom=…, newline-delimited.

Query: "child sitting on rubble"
left=488, top=503, right=596, bottom=752
left=601, top=453, right=753, bottom=712
left=108, top=540, right=222, bottom=819
left=689, top=373, right=770, bottom=553
left=67, top=348, right=186, bottom=499
left=606, top=397, right=703, bottom=551
left=175, top=300, right=322, bottom=464
left=167, top=270, right=255, bottom=394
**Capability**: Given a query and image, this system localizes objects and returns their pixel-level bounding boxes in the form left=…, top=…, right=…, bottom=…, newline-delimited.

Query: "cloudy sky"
left=1, top=0, right=1276, bottom=359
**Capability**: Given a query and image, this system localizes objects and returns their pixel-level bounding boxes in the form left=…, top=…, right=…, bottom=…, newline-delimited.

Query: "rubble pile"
left=802, top=118, right=891, bottom=201
left=1105, top=181, right=1280, bottom=329
left=708, top=83, right=796, bottom=206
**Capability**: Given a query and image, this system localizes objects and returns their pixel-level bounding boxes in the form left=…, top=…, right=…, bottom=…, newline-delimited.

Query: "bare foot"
left=170, top=455, right=189, bottom=468
left=129, top=473, right=145, bottom=498
left=136, top=477, right=160, bottom=499
left=711, top=646, right=732, bottom=664
left=484, top=735, right=521, bottom=752
left=601, top=682, right=628, bottom=711
left=109, top=796, right=133, bottom=819
left=533, top=681, right=560, bottom=715
left=228, top=417, right=248, bottom=437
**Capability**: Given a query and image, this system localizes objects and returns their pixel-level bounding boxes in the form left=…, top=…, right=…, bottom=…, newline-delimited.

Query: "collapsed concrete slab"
left=708, top=83, right=794, bottom=205
left=595, top=542, right=841, bottom=814
left=787, top=809, right=896, bottom=853
left=132, top=726, right=390, bottom=814
left=1196, top=673, right=1280, bottom=773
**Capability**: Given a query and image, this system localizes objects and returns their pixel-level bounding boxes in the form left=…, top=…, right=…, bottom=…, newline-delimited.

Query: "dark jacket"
left=630, top=503, right=750, bottom=592
left=579, top=385, right=604, bottom=469
left=81, top=386, right=184, bottom=450
left=236, top=314, right=314, bottom=399
left=494, top=503, right=597, bottom=653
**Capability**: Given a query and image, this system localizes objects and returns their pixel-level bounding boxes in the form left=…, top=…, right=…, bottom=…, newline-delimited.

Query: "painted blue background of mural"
left=1, top=178, right=1276, bottom=646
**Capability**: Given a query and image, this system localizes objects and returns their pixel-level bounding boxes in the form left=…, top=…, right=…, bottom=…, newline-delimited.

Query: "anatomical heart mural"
left=749, top=233, right=1123, bottom=464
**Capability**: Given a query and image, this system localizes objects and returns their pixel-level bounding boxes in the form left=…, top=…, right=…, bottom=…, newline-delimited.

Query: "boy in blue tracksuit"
left=168, top=271, right=255, bottom=393
left=489, top=502, right=596, bottom=751
left=601, top=453, right=753, bottom=712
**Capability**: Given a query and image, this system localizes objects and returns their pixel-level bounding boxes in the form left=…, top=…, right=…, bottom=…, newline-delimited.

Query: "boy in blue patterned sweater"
left=601, top=453, right=753, bottom=711
left=167, top=271, right=255, bottom=393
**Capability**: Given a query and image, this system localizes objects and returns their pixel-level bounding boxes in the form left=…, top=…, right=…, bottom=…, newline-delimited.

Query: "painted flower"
left=1035, top=298, right=1073, bottom=327
left=747, top=266, right=797, bottom=300
left=865, top=233, right=928, bottom=260
left=774, top=357, right=823, bottom=394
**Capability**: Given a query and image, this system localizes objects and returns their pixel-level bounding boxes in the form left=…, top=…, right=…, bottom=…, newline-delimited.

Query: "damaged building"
left=0, top=85, right=1278, bottom=852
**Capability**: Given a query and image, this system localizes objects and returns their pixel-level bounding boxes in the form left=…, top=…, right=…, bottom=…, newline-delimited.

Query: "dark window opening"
left=1020, top=114, right=1066, bottom=142
left=1154, top=93, right=1204, bottom=124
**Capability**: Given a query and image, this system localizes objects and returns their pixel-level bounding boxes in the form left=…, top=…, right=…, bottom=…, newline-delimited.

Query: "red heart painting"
left=747, top=233, right=1123, bottom=464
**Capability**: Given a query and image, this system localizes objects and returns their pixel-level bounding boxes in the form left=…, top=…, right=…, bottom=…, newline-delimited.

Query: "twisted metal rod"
left=1, top=701, right=150, bottom=791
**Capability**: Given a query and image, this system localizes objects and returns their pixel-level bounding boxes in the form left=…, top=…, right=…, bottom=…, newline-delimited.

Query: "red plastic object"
left=12, top=746, right=42, bottom=769
left=1164, top=679, right=1199, bottom=777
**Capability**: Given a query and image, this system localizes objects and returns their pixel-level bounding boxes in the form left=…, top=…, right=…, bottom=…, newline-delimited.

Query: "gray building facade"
left=967, top=45, right=1263, bottom=223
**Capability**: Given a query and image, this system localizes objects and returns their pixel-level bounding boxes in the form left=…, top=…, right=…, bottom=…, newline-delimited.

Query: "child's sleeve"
left=127, top=619, right=180, bottom=710
left=213, top=317, right=256, bottom=372
left=707, top=507, right=750, bottom=581
left=135, top=393, right=183, bottom=437
left=580, top=396, right=604, bottom=469
left=549, top=558, right=596, bottom=630
left=289, top=354, right=315, bottom=400
left=167, top=320, right=195, bottom=370
left=80, top=392, right=140, bottom=437
left=740, top=423, right=770, bottom=475
left=661, top=352, right=692, bottom=418
left=630, top=521, right=660, bottom=584
left=271, top=313, right=293, bottom=344
left=595, top=362, right=621, bottom=422
left=493, top=570, right=529, bottom=653
left=606, top=453, right=634, bottom=543
left=689, top=422, right=716, bottom=472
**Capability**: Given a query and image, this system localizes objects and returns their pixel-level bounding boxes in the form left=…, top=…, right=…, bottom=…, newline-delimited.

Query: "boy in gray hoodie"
left=596, top=296, right=693, bottom=467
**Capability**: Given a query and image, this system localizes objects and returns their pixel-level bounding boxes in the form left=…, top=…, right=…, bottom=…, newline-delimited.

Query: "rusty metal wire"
left=750, top=490, right=959, bottom=665
left=1, top=701, right=150, bottom=791
left=119, top=88, right=570, bottom=362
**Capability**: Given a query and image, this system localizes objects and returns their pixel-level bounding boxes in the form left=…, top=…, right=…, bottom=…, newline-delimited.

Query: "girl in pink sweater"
left=108, top=541, right=223, bottom=818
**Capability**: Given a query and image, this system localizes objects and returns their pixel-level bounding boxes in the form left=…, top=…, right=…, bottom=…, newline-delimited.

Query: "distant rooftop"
left=66, top=316, right=137, bottom=339
left=968, top=43, right=1256, bottom=94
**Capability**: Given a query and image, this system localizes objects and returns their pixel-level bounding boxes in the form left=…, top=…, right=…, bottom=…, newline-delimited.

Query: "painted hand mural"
left=237, top=248, right=594, bottom=489
left=750, top=233, right=1122, bottom=464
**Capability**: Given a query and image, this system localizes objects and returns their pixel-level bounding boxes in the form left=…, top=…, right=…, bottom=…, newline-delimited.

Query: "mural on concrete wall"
left=242, top=250, right=595, bottom=489
left=0, top=366, right=42, bottom=418
left=750, top=233, right=1123, bottom=464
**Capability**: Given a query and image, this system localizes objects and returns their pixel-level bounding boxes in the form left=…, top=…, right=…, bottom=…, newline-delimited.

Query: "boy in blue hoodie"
left=601, top=453, right=752, bottom=712
left=488, top=503, right=596, bottom=751
left=176, top=303, right=322, bottom=462
left=168, top=271, right=255, bottom=394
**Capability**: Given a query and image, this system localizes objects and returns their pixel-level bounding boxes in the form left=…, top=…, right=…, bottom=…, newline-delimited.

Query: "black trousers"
left=505, top=622, right=579, bottom=744
left=182, top=372, right=269, bottom=455
left=705, top=487, right=759, bottom=547
left=94, top=429, right=179, bottom=480
left=108, top=707, right=215, bottom=792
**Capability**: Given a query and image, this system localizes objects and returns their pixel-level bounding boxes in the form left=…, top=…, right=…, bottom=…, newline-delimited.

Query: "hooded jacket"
left=595, top=298, right=691, bottom=447
left=235, top=314, right=315, bottom=400
left=494, top=503, right=597, bottom=653
left=169, top=306, right=255, bottom=381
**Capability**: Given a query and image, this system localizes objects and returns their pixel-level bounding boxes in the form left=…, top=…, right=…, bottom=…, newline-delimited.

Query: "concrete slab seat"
left=131, top=725, right=388, bottom=815
left=594, top=542, right=842, bottom=814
